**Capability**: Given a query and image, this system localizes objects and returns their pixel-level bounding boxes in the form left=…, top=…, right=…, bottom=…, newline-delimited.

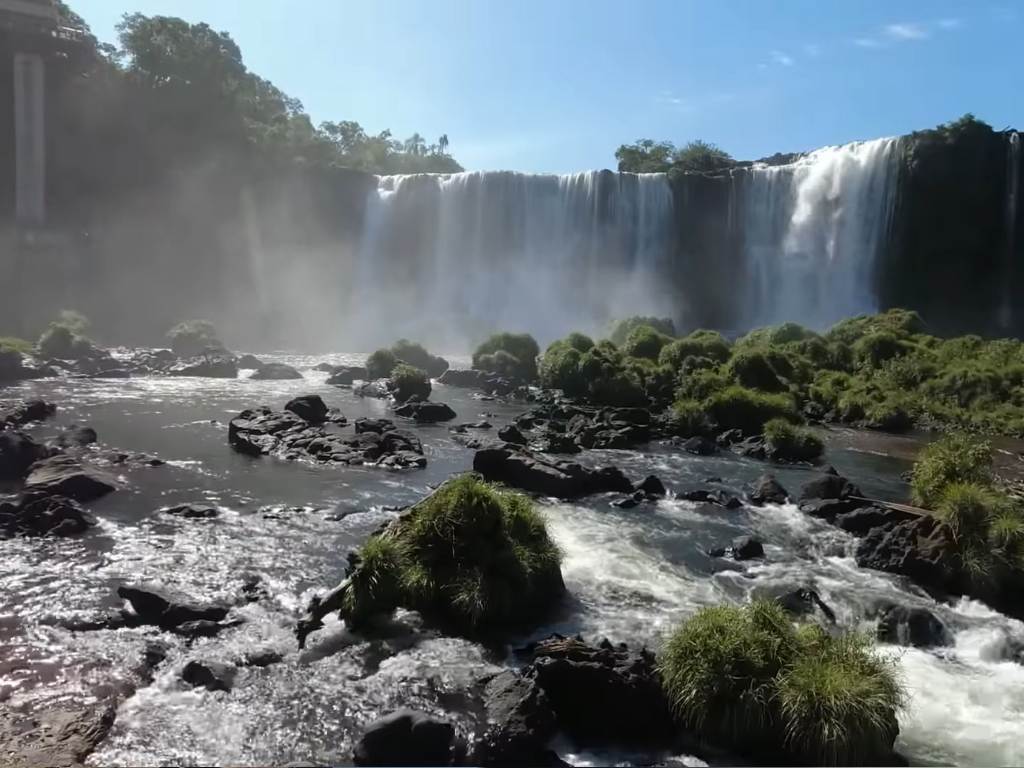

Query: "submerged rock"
left=167, top=355, right=239, bottom=378
left=52, top=424, right=98, bottom=448
left=236, top=354, right=265, bottom=369
left=0, top=430, right=49, bottom=481
left=774, top=587, right=837, bottom=625
left=181, top=660, right=236, bottom=692
left=250, top=362, right=303, bottom=380
left=473, top=444, right=632, bottom=499
left=876, top=604, right=952, bottom=648
left=354, top=709, right=457, bottom=767
left=24, top=455, right=117, bottom=502
left=0, top=398, right=56, bottom=428
left=162, top=503, right=221, bottom=519
left=855, top=516, right=959, bottom=596
left=0, top=493, right=97, bottom=537
left=117, top=583, right=230, bottom=629
left=326, top=365, right=368, bottom=385
left=394, top=400, right=457, bottom=423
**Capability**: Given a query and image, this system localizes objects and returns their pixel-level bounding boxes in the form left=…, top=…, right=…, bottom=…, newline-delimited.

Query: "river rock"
left=636, top=475, right=666, bottom=497
left=749, top=474, right=789, bottom=505
left=680, top=435, right=718, bottom=455
left=0, top=430, right=49, bottom=481
left=117, top=583, right=230, bottom=628
left=731, top=535, right=765, bottom=560
left=473, top=444, right=632, bottom=499
left=0, top=493, right=97, bottom=537
left=52, top=424, right=98, bottom=448
left=394, top=400, right=457, bottom=423
left=855, top=516, right=960, bottom=595
left=285, top=395, right=330, bottom=424
left=162, top=503, right=221, bottom=519
left=835, top=505, right=917, bottom=536
left=237, top=354, right=264, bottom=369
left=326, top=365, right=368, bottom=385
left=354, top=417, right=395, bottom=434
left=876, top=604, right=952, bottom=648
left=167, top=354, right=239, bottom=378
left=250, top=362, right=303, bottom=380
left=24, top=455, right=117, bottom=502
left=181, top=660, right=236, bottom=692
left=0, top=398, right=56, bottom=428
left=438, top=368, right=488, bottom=388
left=678, top=487, right=743, bottom=509
left=497, top=424, right=527, bottom=445
left=534, top=432, right=581, bottom=454
left=353, top=709, right=457, bottom=766
left=799, top=470, right=863, bottom=502
left=773, top=587, right=837, bottom=624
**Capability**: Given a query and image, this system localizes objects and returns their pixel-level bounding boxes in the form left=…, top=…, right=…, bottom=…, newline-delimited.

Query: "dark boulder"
left=612, top=495, right=641, bottom=509
left=181, top=660, right=236, bottom=692
left=394, top=401, right=458, bottom=423
left=285, top=395, right=329, bottom=424
left=438, top=368, right=488, bottom=388
left=798, top=497, right=866, bottom=521
left=354, top=417, right=395, bottom=434
left=876, top=604, right=952, bottom=648
left=52, top=424, right=98, bottom=448
left=855, top=516, right=960, bottom=595
left=473, top=445, right=632, bottom=500
left=497, top=424, right=527, bottom=445
left=835, top=506, right=917, bottom=536
left=731, top=535, right=764, bottom=560
left=799, top=471, right=863, bottom=502
left=243, top=649, right=284, bottom=668
left=162, top=503, right=221, bottom=519
left=1, top=493, right=97, bottom=537
left=167, top=355, right=238, bottom=378
left=774, top=587, right=837, bottom=624
left=535, top=432, right=581, bottom=454
left=354, top=709, right=457, bottom=767
left=1, top=398, right=56, bottom=428
left=250, top=362, right=303, bottom=380
left=237, top=354, right=264, bottom=369
left=749, top=474, right=789, bottom=505
left=679, top=487, right=743, bottom=509
left=326, top=365, right=368, bottom=385
left=636, top=475, right=666, bottom=497
left=174, top=620, right=230, bottom=638
left=117, top=583, right=229, bottom=628
left=681, top=436, right=718, bottom=456
left=24, top=456, right=117, bottom=502
left=0, top=430, right=48, bottom=481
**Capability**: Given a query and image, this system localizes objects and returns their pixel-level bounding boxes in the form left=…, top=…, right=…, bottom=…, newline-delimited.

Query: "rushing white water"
left=1001, top=132, right=1021, bottom=329
left=351, top=171, right=675, bottom=349
left=737, top=138, right=900, bottom=329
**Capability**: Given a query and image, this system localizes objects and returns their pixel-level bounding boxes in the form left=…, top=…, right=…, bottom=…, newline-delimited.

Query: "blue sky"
left=71, top=0, right=1023, bottom=173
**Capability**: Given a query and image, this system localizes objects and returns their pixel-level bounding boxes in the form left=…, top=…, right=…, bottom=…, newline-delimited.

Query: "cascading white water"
left=1001, top=132, right=1021, bottom=329
left=738, top=138, right=900, bottom=329
left=351, top=171, right=675, bottom=349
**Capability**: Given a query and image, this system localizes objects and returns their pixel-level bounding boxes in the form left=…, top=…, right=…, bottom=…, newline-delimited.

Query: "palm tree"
left=438, top=133, right=449, bottom=155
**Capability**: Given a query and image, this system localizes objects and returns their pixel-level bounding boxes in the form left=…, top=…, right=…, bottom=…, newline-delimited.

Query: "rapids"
left=1, top=357, right=1022, bottom=766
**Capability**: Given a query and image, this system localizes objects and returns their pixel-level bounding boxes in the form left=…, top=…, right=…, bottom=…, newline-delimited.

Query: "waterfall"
left=736, top=137, right=900, bottom=329
left=1001, top=132, right=1021, bottom=329
left=351, top=170, right=675, bottom=349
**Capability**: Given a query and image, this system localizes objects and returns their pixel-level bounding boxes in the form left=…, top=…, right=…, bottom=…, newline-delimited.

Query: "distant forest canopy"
left=53, top=1, right=462, bottom=176
left=615, top=139, right=736, bottom=174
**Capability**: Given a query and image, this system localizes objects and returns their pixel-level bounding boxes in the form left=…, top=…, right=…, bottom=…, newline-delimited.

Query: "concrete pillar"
left=13, top=50, right=44, bottom=225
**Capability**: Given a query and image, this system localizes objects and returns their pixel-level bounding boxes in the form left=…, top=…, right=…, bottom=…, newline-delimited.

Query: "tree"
left=438, top=133, right=449, bottom=154
left=672, top=139, right=734, bottom=172
left=615, top=139, right=676, bottom=172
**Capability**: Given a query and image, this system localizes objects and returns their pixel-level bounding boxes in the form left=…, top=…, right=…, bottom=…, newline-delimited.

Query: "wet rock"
left=354, top=417, right=395, bottom=434
left=89, top=367, right=131, bottom=379
left=24, top=455, right=117, bottom=502
left=285, top=395, right=329, bottom=424
left=799, top=471, right=863, bottom=502
left=835, top=505, right=917, bottom=536
left=876, top=604, right=952, bottom=648
left=0, top=430, right=49, bottom=481
left=167, top=355, right=238, bottom=378
left=243, top=649, right=284, bottom=668
left=181, top=660, right=236, bottom=692
left=534, top=432, right=581, bottom=454
left=354, top=709, right=457, bottom=766
left=855, top=516, right=959, bottom=595
left=798, top=497, right=866, bottom=521
left=0, top=398, right=56, bottom=427
left=731, top=535, right=765, bottom=560
left=612, top=495, right=641, bottom=509
left=497, top=424, right=527, bottom=445
left=678, top=487, right=743, bottom=509
left=473, top=444, right=633, bottom=499
left=0, top=702, right=117, bottom=768
left=438, top=368, right=489, bottom=388
left=117, top=583, right=229, bottom=629
left=251, top=362, right=303, bottom=380
left=775, top=587, right=837, bottom=624
left=474, top=636, right=673, bottom=765
left=240, top=573, right=269, bottom=603
left=237, top=353, right=264, bottom=369
left=1, top=493, right=97, bottom=537
left=636, top=475, right=667, bottom=497
left=716, top=428, right=744, bottom=446
left=681, top=435, right=718, bottom=455
left=52, top=424, right=98, bottom=448
left=732, top=435, right=767, bottom=460
left=354, top=379, right=392, bottom=399
left=327, top=365, right=368, bottom=385
left=174, top=619, right=229, bottom=638
left=749, top=474, right=789, bottom=505
left=394, top=400, right=458, bottom=423
left=162, top=503, right=220, bottom=519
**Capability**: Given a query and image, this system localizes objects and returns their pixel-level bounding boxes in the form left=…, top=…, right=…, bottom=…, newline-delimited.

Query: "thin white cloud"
left=884, top=22, right=930, bottom=40
left=770, top=50, right=795, bottom=66
left=803, top=43, right=822, bottom=57
left=854, top=37, right=882, bottom=48
left=655, top=91, right=692, bottom=113
left=937, top=17, right=962, bottom=29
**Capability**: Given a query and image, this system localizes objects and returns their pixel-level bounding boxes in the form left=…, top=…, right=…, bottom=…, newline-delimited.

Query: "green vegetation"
left=615, top=139, right=735, bottom=174
left=38, top=324, right=94, bottom=360
left=166, top=320, right=224, bottom=357
left=911, top=433, right=993, bottom=508
left=705, top=386, right=800, bottom=436
left=0, top=339, right=29, bottom=380
left=621, top=324, right=672, bottom=360
left=365, top=348, right=398, bottom=380
left=389, top=363, right=431, bottom=402
left=659, top=601, right=903, bottom=765
left=472, top=333, right=540, bottom=382
left=608, top=316, right=676, bottom=346
left=340, top=475, right=563, bottom=632
left=389, top=339, right=448, bottom=378
left=763, top=418, right=825, bottom=462
left=0, top=337, right=33, bottom=356
left=659, top=330, right=731, bottom=368
left=53, top=310, right=90, bottom=336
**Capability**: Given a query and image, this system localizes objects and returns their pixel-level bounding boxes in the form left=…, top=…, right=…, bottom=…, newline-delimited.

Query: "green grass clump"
left=389, top=339, right=449, bottom=378
left=538, top=339, right=586, bottom=397
left=166, top=319, right=223, bottom=356
left=659, top=601, right=903, bottom=765
left=621, top=324, right=672, bottom=360
left=704, top=385, right=799, bottom=436
left=342, top=475, right=563, bottom=631
left=38, top=323, right=95, bottom=360
left=911, top=432, right=993, bottom=508
left=727, top=348, right=787, bottom=392
left=608, top=316, right=675, bottom=346
left=671, top=399, right=714, bottom=437
left=659, top=330, right=731, bottom=369
left=763, top=418, right=824, bottom=462
left=0, top=336, right=33, bottom=355
left=389, top=363, right=431, bottom=402
left=472, top=332, right=540, bottom=382
left=365, top=347, right=398, bottom=379
left=0, top=338, right=30, bottom=379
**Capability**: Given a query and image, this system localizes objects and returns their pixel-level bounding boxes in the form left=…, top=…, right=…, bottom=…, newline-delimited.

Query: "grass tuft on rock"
left=389, top=363, right=431, bottom=402
left=910, top=432, right=992, bottom=508
left=763, top=418, right=824, bottom=462
left=704, top=385, right=799, bottom=436
left=365, top=348, right=398, bottom=379
left=341, top=475, right=563, bottom=632
left=166, top=319, right=223, bottom=356
left=659, top=601, right=903, bottom=766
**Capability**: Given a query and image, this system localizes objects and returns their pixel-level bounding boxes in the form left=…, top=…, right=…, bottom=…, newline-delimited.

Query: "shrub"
left=366, top=348, right=398, bottom=379
left=0, top=336, right=32, bottom=355
left=472, top=333, right=540, bottom=382
left=622, top=324, right=671, bottom=360
left=38, top=324, right=94, bottom=360
left=659, top=601, right=903, bottom=765
left=827, top=308, right=926, bottom=346
left=853, top=332, right=906, bottom=369
left=0, top=339, right=29, bottom=380
left=564, top=332, right=595, bottom=353
left=911, top=433, right=993, bottom=508
left=390, top=339, right=449, bottom=378
left=727, top=349, right=786, bottom=392
left=53, top=309, right=90, bottom=335
left=389, top=363, right=431, bottom=402
left=588, top=368, right=647, bottom=407
left=704, top=386, right=799, bottom=436
left=763, top=418, right=824, bottom=462
left=863, top=401, right=913, bottom=433
left=671, top=399, right=714, bottom=437
left=167, top=320, right=224, bottom=357
left=659, top=330, right=731, bottom=369
left=676, top=367, right=731, bottom=402
left=538, top=342, right=585, bottom=396
left=609, top=316, right=676, bottom=346
left=341, top=475, right=563, bottom=631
